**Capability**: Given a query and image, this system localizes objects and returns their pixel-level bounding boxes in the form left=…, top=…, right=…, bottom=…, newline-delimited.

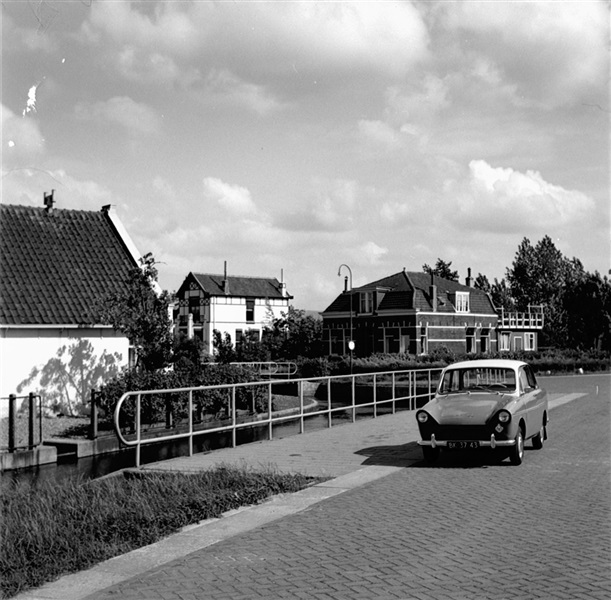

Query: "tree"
left=423, top=259, right=459, bottom=282
left=212, top=330, right=236, bottom=364
left=561, top=272, right=611, bottom=351
left=96, top=253, right=173, bottom=371
left=506, top=236, right=586, bottom=347
left=262, top=306, right=323, bottom=359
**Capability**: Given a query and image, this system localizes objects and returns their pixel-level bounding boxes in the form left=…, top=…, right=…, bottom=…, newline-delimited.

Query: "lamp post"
left=338, top=264, right=354, bottom=372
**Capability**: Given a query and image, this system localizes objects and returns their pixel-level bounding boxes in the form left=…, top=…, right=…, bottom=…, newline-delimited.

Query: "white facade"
left=0, top=326, right=130, bottom=416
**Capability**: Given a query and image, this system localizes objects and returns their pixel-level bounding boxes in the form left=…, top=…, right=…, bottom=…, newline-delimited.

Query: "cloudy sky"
left=2, top=1, right=609, bottom=310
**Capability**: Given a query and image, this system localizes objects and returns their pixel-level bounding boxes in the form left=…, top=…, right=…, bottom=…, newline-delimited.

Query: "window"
left=466, top=328, right=476, bottom=353
left=499, top=332, right=510, bottom=351
left=360, top=291, right=374, bottom=313
left=525, top=333, right=535, bottom=351
left=481, top=329, right=490, bottom=354
left=235, top=329, right=243, bottom=344
left=419, top=325, right=427, bottom=355
left=246, top=299, right=255, bottom=323
left=455, top=292, right=470, bottom=313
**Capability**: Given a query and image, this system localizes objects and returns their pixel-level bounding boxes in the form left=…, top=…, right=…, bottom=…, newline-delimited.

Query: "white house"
left=0, top=196, right=143, bottom=415
left=175, top=263, right=292, bottom=354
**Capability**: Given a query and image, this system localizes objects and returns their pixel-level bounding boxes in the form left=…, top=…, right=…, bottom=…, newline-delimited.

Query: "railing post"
left=299, top=380, right=304, bottom=434
left=188, top=390, right=194, bottom=457
left=351, top=375, right=356, bottom=423
left=90, top=389, right=98, bottom=441
left=373, top=374, right=377, bottom=418
left=8, top=394, right=16, bottom=452
left=268, top=382, right=273, bottom=441
left=327, top=376, right=332, bottom=428
left=135, top=394, right=141, bottom=468
left=392, top=372, right=396, bottom=414
left=231, top=387, right=237, bottom=448
left=28, top=392, right=36, bottom=448
left=165, top=396, right=173, bottom=429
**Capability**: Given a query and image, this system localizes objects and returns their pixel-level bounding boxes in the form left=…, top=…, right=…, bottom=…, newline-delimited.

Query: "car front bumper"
left=418, top=433, right=516, bottom=449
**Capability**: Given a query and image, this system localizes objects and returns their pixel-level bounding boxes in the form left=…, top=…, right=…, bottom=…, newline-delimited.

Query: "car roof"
left=443, top=359, right=527, bottom=371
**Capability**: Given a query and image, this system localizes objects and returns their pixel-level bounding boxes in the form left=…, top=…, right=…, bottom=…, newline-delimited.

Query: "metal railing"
left=113, top=367, right=442, bottom=467
left=499, top=307, right=544, bottom=329
left=1, top=393, right=43, bottom=452
left=229, top=361, right=298, bottom=379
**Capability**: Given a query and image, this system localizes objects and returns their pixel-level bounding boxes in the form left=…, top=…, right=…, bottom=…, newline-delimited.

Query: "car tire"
left=510, top=427, right=524, bottom=465
left=422, top=446, right=440, bottom=463
left=532, top=422, right=546, bottom=450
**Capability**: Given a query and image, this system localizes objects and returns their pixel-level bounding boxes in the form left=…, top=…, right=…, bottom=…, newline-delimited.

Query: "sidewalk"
left=16, top=408, right=423, bottom=600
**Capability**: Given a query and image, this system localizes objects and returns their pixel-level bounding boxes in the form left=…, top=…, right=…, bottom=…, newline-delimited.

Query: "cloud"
left=204, top=70, right=286, bottom=115
left=1, top=103, right=45, bottom=169
left=202, top=177, right=257, bottom=215
left=116, top=47, right=201, bottom=87
left=75, top=97, right=162, bottom=135
left=359, top=241, right=388, bottom=265
left=449, top=160, right=596, bottom=233
left=441, top=1, right=609, bottom=107
left=278, top=178, right=359, bottom=232
left=80, top=1, right=429, bottom=86
left=357, top=120, right=403, bottom=152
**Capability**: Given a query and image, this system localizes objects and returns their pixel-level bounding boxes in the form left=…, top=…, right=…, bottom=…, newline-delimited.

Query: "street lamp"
left=338, top=264, right=354, bottom=372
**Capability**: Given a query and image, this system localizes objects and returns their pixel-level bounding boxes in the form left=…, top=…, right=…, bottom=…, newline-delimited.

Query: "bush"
left=96, top=363, right=269, bottom=431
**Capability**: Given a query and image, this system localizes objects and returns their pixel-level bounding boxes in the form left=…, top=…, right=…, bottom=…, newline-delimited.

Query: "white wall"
left=205, top=297, right=290, bottom=354
left=0, top=327, right=130, bottom=415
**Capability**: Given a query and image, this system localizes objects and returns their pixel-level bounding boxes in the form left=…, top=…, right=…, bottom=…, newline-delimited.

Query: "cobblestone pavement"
left=17, top=375, right=611, bottom=600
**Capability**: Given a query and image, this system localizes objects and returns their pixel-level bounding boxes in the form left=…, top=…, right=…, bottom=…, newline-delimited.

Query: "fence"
left=113, top=367, right=443, bottom=467
left=0, top=393, right=43, bottom=452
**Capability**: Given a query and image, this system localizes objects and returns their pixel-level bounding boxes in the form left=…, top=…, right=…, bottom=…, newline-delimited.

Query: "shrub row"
left=295, top=348, right=610, bottom=378
left=96, top=363, right=269, bottom=430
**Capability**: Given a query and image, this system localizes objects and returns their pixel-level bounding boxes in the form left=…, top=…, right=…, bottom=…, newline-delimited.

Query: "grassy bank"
left=0, top=466, right=323, bottom=599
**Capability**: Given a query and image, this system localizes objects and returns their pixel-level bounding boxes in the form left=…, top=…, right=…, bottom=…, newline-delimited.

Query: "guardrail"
left=113, top=367, right=442, bottom=467
left=229, top=361, right=298, bottom=379
left=1, top=393, right=43, bottom=452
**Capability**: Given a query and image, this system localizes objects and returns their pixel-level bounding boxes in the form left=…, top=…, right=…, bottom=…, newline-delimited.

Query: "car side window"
left=525, top=366, right=537, bottom=389
left=518, top=368, right=531, bottom=393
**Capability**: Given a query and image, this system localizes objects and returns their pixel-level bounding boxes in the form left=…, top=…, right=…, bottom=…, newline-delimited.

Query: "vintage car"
left=416, top=359, right=548, bottom=465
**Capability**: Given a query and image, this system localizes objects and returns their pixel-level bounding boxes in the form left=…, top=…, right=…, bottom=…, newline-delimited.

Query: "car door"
left=518, top=366, right=543, bottom=437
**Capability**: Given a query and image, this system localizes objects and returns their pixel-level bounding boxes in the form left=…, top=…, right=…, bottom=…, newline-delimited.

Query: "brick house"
left=175, top=263, right=292, bottom=354
left=321, top=268, right=543, bottom=356
left=0, top=197, right=142, bottom=411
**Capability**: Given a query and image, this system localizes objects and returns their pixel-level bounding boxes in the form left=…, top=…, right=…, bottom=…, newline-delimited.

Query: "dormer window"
left=360, top=291, right=374, bottom=314
left=455, top=292, right=470, bottom=313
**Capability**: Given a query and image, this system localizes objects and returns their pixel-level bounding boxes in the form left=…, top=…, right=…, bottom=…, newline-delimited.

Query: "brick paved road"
left=81, top=374, right=610, bottom=600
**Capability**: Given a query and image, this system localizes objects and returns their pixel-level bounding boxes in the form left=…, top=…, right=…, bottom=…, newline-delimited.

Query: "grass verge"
left=0, top=465, right=323, bottom=599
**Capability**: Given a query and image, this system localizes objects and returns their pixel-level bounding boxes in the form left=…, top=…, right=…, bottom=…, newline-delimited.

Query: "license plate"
left=447, top=441, right=480, bottom=450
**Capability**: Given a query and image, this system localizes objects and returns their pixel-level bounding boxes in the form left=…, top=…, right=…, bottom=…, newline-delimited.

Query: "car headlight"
left=417, top=411, right=429, bottom=423
left=497, top=410, right=511, bottom=424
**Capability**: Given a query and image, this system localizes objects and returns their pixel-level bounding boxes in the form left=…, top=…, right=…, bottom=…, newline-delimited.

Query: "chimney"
left=222, top=261, right=229, bottom=295
left=279, top=268, right=287, bottom=297
left=344, top=276, right=349, bottom=293
left=43, top=190, right=55, bottom=213
left=429, top=272, right=437, bottom=312
left=466, top=267, right=473, bottom=288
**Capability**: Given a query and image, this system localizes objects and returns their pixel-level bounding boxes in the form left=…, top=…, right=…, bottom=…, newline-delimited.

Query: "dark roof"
left=180, top=272, right=292, bottom=299
left=323, top=270, right=496, bottom=315
left=0, top=204, right=139, bottom=325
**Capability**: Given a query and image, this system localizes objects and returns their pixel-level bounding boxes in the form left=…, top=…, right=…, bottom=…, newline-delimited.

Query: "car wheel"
left=532, top=422, right=546, bottom=450
left=422, top=446, right=440, bottom=464
left=510, top=427, right=524, bottom=465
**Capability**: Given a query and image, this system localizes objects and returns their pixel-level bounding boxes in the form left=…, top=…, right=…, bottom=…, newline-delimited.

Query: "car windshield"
left=438, top=367, right=516, bottom=394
